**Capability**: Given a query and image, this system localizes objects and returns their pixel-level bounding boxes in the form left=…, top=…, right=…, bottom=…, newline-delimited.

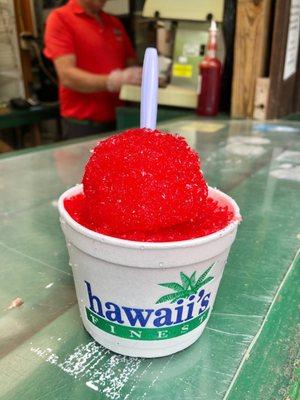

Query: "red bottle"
left=197, top=20, right=222, bottom=116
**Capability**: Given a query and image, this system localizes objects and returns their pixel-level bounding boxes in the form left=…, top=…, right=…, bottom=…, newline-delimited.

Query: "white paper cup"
left=58, top=185, right=240, bottom=358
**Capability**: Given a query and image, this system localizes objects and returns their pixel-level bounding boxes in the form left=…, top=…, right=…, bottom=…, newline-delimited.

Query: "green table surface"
left=0, top=118, right=299, bottom=400
left=0, top=103, right=60, bottom=130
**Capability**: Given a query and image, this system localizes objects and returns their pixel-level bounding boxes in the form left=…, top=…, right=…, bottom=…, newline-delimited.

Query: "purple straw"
left=140, top=48, right=158, bottom=130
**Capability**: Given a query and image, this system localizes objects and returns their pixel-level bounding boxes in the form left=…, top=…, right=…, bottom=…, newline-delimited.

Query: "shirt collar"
left=69, top=0, right=86, bottom=15
left=69, top=0, right=106, bottom=19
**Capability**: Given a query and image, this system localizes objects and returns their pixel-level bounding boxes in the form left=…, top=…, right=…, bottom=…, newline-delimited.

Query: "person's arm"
left=44, top=12, right=106, bottom=93
left=54, top=54, right=142, bottom=93
left=54, top=54, right=108, bottom=93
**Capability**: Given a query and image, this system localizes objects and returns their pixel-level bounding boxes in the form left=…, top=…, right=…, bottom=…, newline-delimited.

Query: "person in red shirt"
left=44, top=0, right=142, bottom=139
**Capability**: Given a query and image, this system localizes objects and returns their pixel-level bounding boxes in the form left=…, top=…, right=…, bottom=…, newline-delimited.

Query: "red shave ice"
left=83, top=129, right=208, bottom=232
left=64, top=128, right=234, bottom=242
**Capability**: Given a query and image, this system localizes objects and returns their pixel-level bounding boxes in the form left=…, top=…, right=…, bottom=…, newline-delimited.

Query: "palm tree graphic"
left=156, top=265, right=214, bottom=304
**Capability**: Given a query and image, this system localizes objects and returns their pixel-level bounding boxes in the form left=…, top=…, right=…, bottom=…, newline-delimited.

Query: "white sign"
left=283, top=0, right=300, bottom=81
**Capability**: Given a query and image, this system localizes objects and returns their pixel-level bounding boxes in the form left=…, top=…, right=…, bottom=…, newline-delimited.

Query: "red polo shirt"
left=44, top=0, right=136, bottom=122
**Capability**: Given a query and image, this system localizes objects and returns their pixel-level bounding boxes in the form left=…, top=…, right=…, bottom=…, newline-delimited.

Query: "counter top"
left=0, top=118, right=299, bottom=400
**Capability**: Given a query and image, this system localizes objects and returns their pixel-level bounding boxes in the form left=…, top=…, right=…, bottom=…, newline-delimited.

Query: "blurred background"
left=0, top=0, right=299, bottom=152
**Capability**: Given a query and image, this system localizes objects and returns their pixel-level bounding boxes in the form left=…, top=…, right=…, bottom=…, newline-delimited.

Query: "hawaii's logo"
left=85, top=265, right=215, bottom=341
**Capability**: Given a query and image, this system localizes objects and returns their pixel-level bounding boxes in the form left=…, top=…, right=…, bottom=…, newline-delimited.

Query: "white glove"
left=107, top=67, right=142, bottom=92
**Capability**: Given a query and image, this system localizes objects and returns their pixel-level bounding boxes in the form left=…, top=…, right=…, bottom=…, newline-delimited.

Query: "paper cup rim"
left=58, top=184, right=241, bottom=250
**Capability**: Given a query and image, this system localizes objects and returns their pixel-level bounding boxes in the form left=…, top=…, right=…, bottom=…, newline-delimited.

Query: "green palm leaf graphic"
left=156, top=265, right=215, bottom=304
left=180, top=272, right=191, bottom=290
left=195, top=276, right=214, bottom=291
left=195, top=266, right=213, bottom=288
left=159, top=282, right=185, bottom=291
left=156, top=291, right=189, bottom=304
left=190, top=271, right=196, bottom=290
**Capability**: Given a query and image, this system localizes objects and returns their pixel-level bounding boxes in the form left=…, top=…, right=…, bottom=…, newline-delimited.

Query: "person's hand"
left=107, top=67, right=142, bottom=92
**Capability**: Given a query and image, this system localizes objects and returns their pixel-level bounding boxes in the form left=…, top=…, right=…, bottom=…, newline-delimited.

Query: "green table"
left=0, top=118, right=299, bottom=400
left=0, top=103, right=61, bottom=148
left=0, top=104, right=60, bottom=130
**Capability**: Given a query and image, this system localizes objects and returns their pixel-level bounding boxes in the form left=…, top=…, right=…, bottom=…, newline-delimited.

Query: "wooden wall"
left=13, top=0, right=35, bottom=97
left=231, top=0, right=273, bottom=118
left=231, top=0, right=300, bottom=119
